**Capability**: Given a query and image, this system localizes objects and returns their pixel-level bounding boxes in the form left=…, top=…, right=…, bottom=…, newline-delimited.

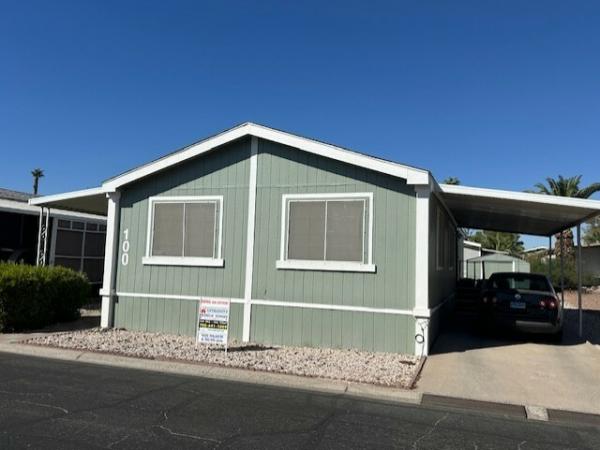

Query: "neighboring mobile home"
left=30, top=123, right=600, bottom=355
left=0, top=187, right=107, bottom=290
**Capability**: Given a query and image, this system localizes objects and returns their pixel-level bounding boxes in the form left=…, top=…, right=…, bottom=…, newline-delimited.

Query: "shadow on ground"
left=430, top=306, right=600, bottom=355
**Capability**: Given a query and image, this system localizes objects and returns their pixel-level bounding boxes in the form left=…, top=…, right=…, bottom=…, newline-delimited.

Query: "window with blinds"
left=145, top=197, right=223, bottom=266
left=280, top=194, right=374, bottom=272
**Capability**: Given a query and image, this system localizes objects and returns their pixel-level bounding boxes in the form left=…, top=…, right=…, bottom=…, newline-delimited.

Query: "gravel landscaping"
left=25, top=328, right=420, bottom=388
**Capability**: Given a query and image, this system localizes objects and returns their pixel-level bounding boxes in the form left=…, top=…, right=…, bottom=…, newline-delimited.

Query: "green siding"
left=252, top=139, right=416, bottom=311
left=112, top=139, right=250, bottom=338
left=115, top=138, right=251, bottom=300
left=111, top=136, right=419, bottom=353
left=250, top=305, right=415, bottom=354
left=113, top=296, right=243, bottom=341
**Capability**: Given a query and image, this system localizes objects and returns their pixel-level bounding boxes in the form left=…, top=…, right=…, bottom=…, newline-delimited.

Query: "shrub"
left=0, top=263, right=90, bottom=332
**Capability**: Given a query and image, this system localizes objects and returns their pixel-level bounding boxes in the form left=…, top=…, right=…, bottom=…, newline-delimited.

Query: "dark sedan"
left=480, top=272, right=563, bottom=338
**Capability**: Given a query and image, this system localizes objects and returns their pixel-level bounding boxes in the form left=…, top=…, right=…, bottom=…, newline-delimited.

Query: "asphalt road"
left=0, top=352, right=598, bottom=449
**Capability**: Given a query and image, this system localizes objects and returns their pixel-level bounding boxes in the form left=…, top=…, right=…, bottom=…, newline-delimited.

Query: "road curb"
left=0, top=342, right=421, bottom=406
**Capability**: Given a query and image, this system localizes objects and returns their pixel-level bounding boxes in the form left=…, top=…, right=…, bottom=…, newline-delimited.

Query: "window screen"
left=150, top=200, right=220, bottom=259
left=288, top=201, right=326, bottom=260
left=286, top=197, right=367, bottom=263
left=55, top=230, right=84, bottom=257
left=325, top=200, right=364, bottom=262
left=84, top=233, right=106, bottom=257
left=184, top=203, right=216, bottom=257
left=152, top=203, right=184, bottom=256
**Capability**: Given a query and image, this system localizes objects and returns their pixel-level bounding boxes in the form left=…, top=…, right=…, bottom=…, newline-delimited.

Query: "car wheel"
left=550, top=328, right=563, bottom=343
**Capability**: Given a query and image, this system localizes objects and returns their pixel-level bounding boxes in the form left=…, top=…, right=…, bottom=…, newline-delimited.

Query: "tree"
left=442, top=177, right=460, bottom=185
left=31, top=168, right=44, bottom=195
left=533, top=175, right=600, bottom=198
left=469, top=230, right=524, bottom=256
left=532, top=175, right=600, bottom=257
left=584, top=216, right=600, bottom=245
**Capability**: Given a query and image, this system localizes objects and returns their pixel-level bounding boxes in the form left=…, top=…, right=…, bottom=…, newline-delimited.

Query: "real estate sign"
left=197, top=298, right=230, bottom=350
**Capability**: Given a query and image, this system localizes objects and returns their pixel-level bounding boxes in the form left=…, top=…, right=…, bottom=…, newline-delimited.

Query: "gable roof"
left=102, top=122, right=431, bottom=191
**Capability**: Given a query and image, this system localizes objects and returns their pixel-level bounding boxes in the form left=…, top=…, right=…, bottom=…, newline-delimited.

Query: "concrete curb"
left=0, top=342, right=421, bottom=406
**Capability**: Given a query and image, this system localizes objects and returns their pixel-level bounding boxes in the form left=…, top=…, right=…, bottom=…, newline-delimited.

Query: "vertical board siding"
left=250, top=305, right=415, bottom=354
left=428, top=196, right=457, bottom=308
left=251, top=139, right=417, bottom=353
left=114, top=296, right=244, bottom=341
left=113, top=138, right=250, bottom=337
left=112, top=136, right=419, bottom=353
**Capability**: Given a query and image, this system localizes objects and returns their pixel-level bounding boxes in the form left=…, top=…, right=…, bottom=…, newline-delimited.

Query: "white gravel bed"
left=25, top=328, right=420, bottom=388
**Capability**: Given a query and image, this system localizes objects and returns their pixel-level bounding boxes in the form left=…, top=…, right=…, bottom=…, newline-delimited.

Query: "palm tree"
left=442, top=177, right=460, bottom=185
left=532, top=175, right=600, bottom=257
left=31, top=168, right=44, bottom=195
left=533, top=175, right=600, bottom=198
left=470, top=230, right=524, bottom=256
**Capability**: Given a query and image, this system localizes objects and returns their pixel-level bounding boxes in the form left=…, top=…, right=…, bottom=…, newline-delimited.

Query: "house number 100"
left=121, top=228, right=130, bottom=266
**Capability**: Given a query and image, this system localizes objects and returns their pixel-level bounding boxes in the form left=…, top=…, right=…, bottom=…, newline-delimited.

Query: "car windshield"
left=488, top=274, right=551, bottom=292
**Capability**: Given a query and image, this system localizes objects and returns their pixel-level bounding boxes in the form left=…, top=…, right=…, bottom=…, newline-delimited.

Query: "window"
left=143, top=196, right=223, bottom=267
left=436, top=208, right=445, bottom=270
left=52, top=218, right=106, bottom=285
left=447, top=226, right=455, bottom=270
left=277, top=193, right=375, bottom=272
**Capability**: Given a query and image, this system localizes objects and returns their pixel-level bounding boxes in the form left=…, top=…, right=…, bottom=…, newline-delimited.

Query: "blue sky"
left=1, top=1, right=599, bottom=247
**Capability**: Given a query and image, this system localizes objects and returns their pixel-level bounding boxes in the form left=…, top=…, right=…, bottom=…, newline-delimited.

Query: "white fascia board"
left=28, top=186, right=106, bottom=206
left=1, top=197, right=105, bottom=221
left=0, top=198, right=39, bottom=215
left=440, top=184, right=600, bottom=211
left=463, top=240, right=482, bottom=248
left=103, top=122, right=431, bottom=190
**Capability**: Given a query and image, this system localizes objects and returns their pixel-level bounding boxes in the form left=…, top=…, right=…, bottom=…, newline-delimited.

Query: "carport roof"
left=440, top=184, right=600, bottom=236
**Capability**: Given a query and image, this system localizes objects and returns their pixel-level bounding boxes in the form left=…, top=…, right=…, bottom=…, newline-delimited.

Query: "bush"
left=0, top=263, right=90, bottom=332
left=528, top=255, right=596, bottom=289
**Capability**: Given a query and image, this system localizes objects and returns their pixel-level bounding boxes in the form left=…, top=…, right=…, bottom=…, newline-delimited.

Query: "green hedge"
left=0, top=263, right=90, bottom=332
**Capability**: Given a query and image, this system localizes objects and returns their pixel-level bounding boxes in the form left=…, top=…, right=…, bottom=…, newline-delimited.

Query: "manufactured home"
left=1, top=187, right=107, bottom=289
left=31, top=123, right=600, bottom=355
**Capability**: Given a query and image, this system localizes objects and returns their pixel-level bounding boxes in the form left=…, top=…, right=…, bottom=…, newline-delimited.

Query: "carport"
left=440, top=183, right=600, bottom=337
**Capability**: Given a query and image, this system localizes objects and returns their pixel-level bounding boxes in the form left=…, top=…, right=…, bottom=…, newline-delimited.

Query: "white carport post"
left=577, top=224, right=583, bottom=338
left=560, top=231, right=565, bottom=309
left=100, top=191, right=121, bottom=329
left=547, top=236, right=552, bottom=282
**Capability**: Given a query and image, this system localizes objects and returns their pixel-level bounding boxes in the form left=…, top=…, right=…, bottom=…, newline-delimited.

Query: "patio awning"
left=29, top=187, right=107, bottom=216
left=440, top=184, right=600, bottom=236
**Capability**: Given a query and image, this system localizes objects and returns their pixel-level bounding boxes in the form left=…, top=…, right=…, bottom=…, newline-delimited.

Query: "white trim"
left=102, top=123, right=431, bottom=191
left=117, top=291, right=245, bottom=303
left=249, top=299, right=412, bottom=315
left=115, top=291, right=413, bottom=316
left=242, top=137, right=258, bottom=342
left=145, top=195, right=224, bottom=263
left=279, top=192, right=374, bottom=271
left=1, top=197, right=106, bottom=221
left=440, top=183, right=600, bottom=211
left=414, top=185, right=431, bottom=356
left=142, top=256, right=224, bottom=267
left=100, top=192, right=121, bottom=328
left=29, top=186, right=105, bottom=205
left=276, top=260, right=376, bottom=273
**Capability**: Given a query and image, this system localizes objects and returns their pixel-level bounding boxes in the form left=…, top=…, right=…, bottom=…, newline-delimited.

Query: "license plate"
left=510, top=301, right=526, bottom=310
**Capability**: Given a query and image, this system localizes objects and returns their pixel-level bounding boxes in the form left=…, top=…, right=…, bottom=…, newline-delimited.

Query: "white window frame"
left=142, top=195, right=224, bottom=267
left=276, top=192, right=375, bottom=273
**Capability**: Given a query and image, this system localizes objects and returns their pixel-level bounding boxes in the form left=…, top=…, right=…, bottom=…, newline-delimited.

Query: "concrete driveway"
left=417, top=311, right=600, bottom=415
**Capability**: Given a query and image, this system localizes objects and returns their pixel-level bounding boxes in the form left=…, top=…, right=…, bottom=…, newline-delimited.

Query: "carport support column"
left=414, top=185, right=431, bottom=356
left=577, top=224, right=583, bottom=338
left=100, top=191, right=121, bottom=329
